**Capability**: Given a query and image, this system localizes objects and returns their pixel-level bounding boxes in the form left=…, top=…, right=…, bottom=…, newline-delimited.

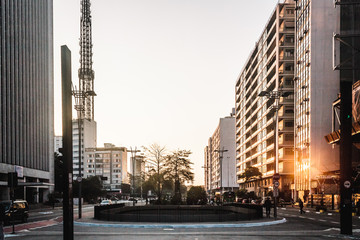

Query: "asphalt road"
left=4, top=206, right=360, bottom=240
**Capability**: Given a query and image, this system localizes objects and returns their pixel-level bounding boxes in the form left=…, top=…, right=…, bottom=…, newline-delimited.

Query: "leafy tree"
left=236, top=188, right=248, bottom=198
left=164, top=150, right=194, bottom=204
left=238, top=166, right=262, bottom=182
left=186, top=186, right=207, bottom=205
left=143, top=144, right=167, bottom=203
left=73, top=176, right=106, bottom=202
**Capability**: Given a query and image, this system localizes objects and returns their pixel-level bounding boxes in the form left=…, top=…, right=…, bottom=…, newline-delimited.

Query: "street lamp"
left=258, top=89, right=293, bottom=219
left=214, top=147, right=228, bottom=195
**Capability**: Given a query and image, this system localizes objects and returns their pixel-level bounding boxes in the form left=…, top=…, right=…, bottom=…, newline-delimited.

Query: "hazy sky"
left=53, top=0, right=279, bottom=185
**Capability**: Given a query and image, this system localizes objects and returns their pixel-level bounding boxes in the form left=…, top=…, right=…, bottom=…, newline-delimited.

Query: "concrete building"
left=293, top=0, right=340, bottom=200
left=84, top=143, right=127, bottom=190
left=130, top=155, right=145, bottom=195
left=54, top=136, right=62, bottom=155
left=204, top=115, right=237, bottom=196
left=0, top=1, right=54, bottom=202
left=72, top=119, right=97, bottom=178
left=235, top=1, right=295, bottom=199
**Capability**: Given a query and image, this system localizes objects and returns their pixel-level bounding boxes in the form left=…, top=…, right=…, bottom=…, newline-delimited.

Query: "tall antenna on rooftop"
left=79, top=0, right=96, bottom=120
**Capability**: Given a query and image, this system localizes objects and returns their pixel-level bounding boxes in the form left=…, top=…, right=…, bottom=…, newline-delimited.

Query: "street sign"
left=274, top=181, right=280, bottom=188
left=344, top=180, right=351, bottom=189
left=273, top=173, right=280, bottom=181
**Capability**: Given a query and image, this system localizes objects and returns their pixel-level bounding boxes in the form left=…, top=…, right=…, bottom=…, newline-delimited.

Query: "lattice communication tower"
left=78, top=0, right=96, bottom=120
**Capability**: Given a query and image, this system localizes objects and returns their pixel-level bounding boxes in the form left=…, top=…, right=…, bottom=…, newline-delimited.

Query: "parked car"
left=100, top=199, right=112, bottom=206
left=0, top=200, right=29, bottom=224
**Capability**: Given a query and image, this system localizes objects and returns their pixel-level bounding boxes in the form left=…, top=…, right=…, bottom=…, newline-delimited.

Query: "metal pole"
left=61, top=45, right=74, bottom=240
left=78, top=117, right=82, bottom=219
left=274, top=97, right=279, bottom=220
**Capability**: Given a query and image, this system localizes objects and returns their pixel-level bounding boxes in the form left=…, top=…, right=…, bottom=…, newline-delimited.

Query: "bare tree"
left=143, top=143, right=167, bottom=203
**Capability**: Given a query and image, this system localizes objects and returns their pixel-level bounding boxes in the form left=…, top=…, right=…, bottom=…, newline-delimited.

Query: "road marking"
left=330, top=221, right=339, bottom=224
left=305, top=210, right=310, bottom=213
left=324, top=228, right=339, bottom=231
left=327, top=213, right=332, bottom=216
left=319, top=219, right=327, bottom=222
left=299, top=216, right=305, bottom=218
left=308, top=218, right=315, bottom=220
left=163, top=228, right=174, bottom=231
left=38, top=211, right=53, bottom=215
left=315, top=212, right=320, bottom=214
left=281, top=208, right=286, bottom=210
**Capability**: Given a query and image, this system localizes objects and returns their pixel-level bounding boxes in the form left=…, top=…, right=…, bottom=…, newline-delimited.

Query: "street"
left=3, top=205, right=360, bottom=239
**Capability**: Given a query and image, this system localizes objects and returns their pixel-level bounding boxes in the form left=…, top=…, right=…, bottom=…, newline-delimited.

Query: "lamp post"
left=258, top=90, right=293, bottom=219
left=214, top=147, right=228, bottom=195
left=202, top=165, right=212, bottom=202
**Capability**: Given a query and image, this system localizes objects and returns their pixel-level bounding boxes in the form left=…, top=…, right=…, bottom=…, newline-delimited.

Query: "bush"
left=186, top=186, right=207, bottom=205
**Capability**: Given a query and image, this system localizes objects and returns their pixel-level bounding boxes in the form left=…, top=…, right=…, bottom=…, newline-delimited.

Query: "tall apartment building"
left=84, top=143, right=127, bottom=190
left=294, top=0, right=340, bottom=200
left=0, top=1, right=54, bottom=202
left=54, top=136, right=62, bottom=155
left=72, top=119, right=97, bottom=178
left=235, top=1, right=295, bottom=199
left=204, top=115, right=237, bottom=196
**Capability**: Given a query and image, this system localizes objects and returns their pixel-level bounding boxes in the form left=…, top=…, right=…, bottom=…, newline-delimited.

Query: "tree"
left=236, top=188, right=248, bottom=199
left=73, top=176, right=105, bottom=202
left=238, top=166, right=262, bottom=182
left=164, top=150, right=194, bottom=204
left=186, top=186, right=207, bottom=205
left=143, top=144, right=167, bottom=203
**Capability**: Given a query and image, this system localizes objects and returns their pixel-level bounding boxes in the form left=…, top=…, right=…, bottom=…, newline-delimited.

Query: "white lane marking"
left=163, top=228, right=174, bottom=231
left=4, top=234, right=24, bottom=238
left=327, top=213, right=332, bottom=216
left=308, top=218, right=315, bottom=220
left=316, top=212, right=320, bottom=214
left=299, top=216, right=305, bottom=218
left=324, top=228, right=339, bottom=231
left=38, top=211, right=53, bottom=215
left=281, top=208, right=286, bottom=210
left=319, top=219, right=327, bottom=222
left=305, top=210, right=310, bottom=213
left=330, top=221, right=339, bottom=224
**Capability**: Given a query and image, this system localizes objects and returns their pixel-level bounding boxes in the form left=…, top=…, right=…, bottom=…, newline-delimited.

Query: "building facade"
left=294, top=0, right=340, bottom=200
left=204, top=116, right=237, bottom=196
left=84, top=143, right=127, bottom=190
left=235, top=1, right=295, bottom=199
left=0, top=1, right=54, bottom=202
left=72, top=119, right=97, bottom=178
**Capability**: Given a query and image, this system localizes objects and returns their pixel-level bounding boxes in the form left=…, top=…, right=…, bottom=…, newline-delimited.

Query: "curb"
left=74, top=218, right=287, bottom=229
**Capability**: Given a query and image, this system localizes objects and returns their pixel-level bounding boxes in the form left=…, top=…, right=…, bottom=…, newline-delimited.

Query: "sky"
left=53, top=0, right=280, bottom=185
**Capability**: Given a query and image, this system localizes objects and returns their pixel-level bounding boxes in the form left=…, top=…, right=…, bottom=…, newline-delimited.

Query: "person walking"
left=299, top=198, right=305, bottom=214
left=264, top=197, right=272, bottom=218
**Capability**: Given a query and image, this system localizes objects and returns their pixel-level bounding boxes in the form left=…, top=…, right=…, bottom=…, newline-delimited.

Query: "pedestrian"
left=264, top=197, right=272, bottom=218
left=299, top=198, right=305, bottom=214
left=0, top=203, right=4, bottom=240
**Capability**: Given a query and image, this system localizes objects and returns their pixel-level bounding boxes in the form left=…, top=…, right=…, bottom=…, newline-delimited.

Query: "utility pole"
left=259, top=90, right=293, bottom=219
left=214, top=147, right=228, bottom=195
left=128, top=147, right=141, bottom=201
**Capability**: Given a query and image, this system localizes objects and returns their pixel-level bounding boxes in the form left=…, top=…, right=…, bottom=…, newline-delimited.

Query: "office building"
left=235, top=1, right=295, bottom=198
left=0, top=1, right=54, bottom=202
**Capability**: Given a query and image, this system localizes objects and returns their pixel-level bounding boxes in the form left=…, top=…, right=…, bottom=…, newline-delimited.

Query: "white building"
left=72, top=119, right=97, bottom=179
left=204, top=115, right=237, bottom=195
left=54, top=136, right=62, bottom=155
left=84, top=143, right=127, bottom=190
left=235, top=1, right=295, bottom=198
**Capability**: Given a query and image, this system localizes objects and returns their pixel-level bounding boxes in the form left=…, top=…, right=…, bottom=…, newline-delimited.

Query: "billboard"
left=353, top=80, right=360, bottom=122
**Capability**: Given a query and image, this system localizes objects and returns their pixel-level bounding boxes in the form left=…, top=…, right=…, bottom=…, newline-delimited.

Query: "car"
left=100, top=200, right=112, bottom=206
left=128, top=198, right=137, bottom=203
left=0, top=200, right=29, bottom=224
